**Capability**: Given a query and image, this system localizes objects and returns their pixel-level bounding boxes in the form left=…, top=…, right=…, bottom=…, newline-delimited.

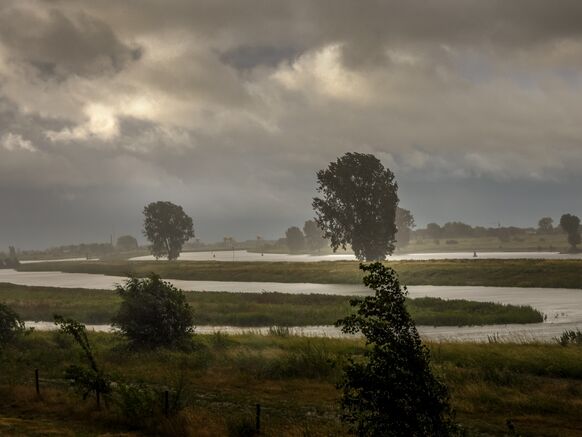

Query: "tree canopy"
left=303, top=219, right=327, bottom=252
left=285, top=226, right=305, bottom=252
left=143, top=201, right=194, bottom=260
left=313, top=153, right=399, bottom=261
left=537, top=217, right=554, bottom=234
left=116, top=235, right=139, bottom=251
left=113, top=275, right=195, bottom=349
left=336, top=263, right=456, bottom=436
left=395, top=207, right=415, bottom=248
left=560, top=214, right=581, bottom=252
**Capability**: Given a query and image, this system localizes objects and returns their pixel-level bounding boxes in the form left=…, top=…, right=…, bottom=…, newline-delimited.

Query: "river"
left=24, top=321, right=580, bottom=343
left=2, top=268, right=582, bottom=342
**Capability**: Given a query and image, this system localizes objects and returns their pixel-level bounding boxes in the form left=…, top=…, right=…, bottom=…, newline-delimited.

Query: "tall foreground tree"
left=560, top=213, right=581, bottom=252
left=143, top=201, right=194, bottom=260
left=313, top=153, right=399, bottom=261
left=337, top=263, right=456, bottom=436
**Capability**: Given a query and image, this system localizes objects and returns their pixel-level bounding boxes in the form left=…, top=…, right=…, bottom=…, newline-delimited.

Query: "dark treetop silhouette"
left=560, top=213, right=581, bottom=252
left=143, top=201, right=194, bottom=260
left=313, top=152, right=399, bottom=261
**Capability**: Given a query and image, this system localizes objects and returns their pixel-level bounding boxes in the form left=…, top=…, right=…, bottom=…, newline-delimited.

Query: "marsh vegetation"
left=0, top=283, right=543, bottom=327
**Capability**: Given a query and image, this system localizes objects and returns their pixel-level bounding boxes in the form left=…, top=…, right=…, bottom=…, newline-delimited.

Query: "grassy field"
left=16, top=258, right=582, bottom=288
left=1, top=332, right=582, bottom=436
left=0, top=283, right=543, bottom=326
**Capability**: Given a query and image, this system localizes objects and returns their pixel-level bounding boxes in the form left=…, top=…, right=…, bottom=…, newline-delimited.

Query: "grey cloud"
left=71, top=0, right=582, bottom=65
left=1, top=1, right=582, bottom=249
left=220, top=45, right=301, bottom=71
left=0, top=4, right=140, bottom=79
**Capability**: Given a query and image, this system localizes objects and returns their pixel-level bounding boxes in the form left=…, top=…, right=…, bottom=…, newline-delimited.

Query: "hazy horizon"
left=1, top=1, right=582, bottom=250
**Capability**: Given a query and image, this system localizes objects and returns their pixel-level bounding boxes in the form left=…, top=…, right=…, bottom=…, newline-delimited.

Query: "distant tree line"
left=280, top=220, right=328, bottom=253
left=410, top=214, right=582, bottom=252
left=414, top=222, right=531, bottom=241
left=0, top=246, right=19, bottom=269
left=14, top=234, right=145, bottom=261
left=17, top=240, right=141, bottom=261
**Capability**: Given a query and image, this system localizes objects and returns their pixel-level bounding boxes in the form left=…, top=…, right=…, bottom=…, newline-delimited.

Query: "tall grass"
left=3, top=332, right=582, bottom=435
left=17, top=258, right=582, bottom=289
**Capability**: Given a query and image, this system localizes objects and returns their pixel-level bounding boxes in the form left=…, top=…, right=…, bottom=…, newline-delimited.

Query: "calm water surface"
left=130, top=250, right=582, bottom=262
left=5, top=255, right=582, bottom=342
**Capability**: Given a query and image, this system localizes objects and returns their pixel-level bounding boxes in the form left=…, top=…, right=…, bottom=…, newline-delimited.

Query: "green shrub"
left=113, top=275, right=195, bottom=349
left=114, top=383, right=161, bottom=425
left=0, top=303, right=25, bottom=347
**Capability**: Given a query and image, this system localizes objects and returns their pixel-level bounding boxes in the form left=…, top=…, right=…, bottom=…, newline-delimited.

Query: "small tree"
left=537, top=217, right=554, bottom=234
left=313, top=153, right=399, bottom=261
left=54, top=315, right=111, bottom=401
left=303, top=219, right=327, bottom=252
left=426, top=223, right=442, bottom=239
left=336, top=263, right=456, bottom=436
left=116, top=235, right=139, bottom=251
left=285, top=226, right=305, bottom=252
left=143, top=201, right=194, bottom=260
left=0, top=303, right=25, bottom=347
left=112, top=275, right=195, bottom=349
left=395, top=207, right=415, bottom=248
left=560, top=214, right=581, bottom=252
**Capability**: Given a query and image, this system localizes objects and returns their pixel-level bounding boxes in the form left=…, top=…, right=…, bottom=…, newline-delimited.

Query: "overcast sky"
left=1, top=0, right=582, bottom=249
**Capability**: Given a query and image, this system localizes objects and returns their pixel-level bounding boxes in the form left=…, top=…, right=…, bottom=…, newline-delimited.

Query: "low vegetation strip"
left=16, top=258, right=582, bottom=288
left=2, top=332, right=582, bottom=435
left=0, top=283, right=543, bottom=326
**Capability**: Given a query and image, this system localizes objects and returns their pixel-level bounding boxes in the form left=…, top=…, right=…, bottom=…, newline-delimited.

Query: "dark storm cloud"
left=0, top=4, right=140, bottom=79
left=1, top=0, right=582, bottom=249
left=221, top=46, right=301, bottom=71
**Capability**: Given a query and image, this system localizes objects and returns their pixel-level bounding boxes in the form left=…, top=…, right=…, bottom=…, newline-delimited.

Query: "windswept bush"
left=54, top=315, right=111, bottom=401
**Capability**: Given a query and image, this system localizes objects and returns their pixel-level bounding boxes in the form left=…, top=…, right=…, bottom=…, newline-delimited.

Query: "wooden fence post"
left=164, top=390, right=169, bottom=417
left=35, top=369, right=40, bottom=397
